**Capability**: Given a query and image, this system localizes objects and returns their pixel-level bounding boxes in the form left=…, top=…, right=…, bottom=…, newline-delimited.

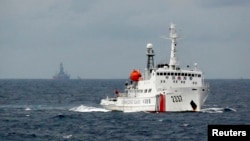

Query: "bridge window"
left=148, top=89, right=152, bottom=93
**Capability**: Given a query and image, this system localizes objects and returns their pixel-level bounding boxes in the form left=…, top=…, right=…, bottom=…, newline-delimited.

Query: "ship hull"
left=100, top=86, right=209, bottom=112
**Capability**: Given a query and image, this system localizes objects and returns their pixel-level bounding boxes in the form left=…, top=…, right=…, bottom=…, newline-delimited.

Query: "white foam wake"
left=69, top=105, right=110, bottom=112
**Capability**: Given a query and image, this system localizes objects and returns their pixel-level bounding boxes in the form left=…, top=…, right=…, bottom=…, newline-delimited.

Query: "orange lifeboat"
left=129, top=69, right=141, bottom=81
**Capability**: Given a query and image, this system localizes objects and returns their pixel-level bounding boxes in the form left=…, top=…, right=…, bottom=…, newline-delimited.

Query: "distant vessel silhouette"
left=53, top=62, right=70, bottom=80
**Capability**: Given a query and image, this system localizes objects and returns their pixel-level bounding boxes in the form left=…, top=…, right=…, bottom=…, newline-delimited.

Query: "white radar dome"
left=170, top=23, right=175, bottom=29
left=146, top=43, right=153, bottom=49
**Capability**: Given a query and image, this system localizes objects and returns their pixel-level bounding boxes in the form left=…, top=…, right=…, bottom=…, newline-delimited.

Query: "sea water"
left=0, top=79, right=249, bottom=141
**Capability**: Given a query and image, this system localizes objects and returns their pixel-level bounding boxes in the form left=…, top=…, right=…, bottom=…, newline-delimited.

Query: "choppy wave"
left=201, top=107, right=236, bottom=113
left=69, top=105, right=110, bottom=112
left=63, top=134, right=73, bottom=139
left=25, top=107, right=31, bottom=111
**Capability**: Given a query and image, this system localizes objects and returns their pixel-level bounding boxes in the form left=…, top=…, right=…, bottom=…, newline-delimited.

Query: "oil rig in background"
left=53, top=62, right=70, bottom=80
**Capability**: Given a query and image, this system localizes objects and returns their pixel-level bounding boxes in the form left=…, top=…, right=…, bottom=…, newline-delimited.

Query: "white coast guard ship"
left=100, top=23, right=209, bottom=112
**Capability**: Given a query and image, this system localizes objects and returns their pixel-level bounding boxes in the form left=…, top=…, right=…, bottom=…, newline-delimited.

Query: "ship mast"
left=168, top=23, right=179, bottom=70
left=59, top=62, right=64, bottom=74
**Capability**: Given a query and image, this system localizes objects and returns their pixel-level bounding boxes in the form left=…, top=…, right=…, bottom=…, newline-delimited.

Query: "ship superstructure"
left=100, top=23, right=209, bottom=112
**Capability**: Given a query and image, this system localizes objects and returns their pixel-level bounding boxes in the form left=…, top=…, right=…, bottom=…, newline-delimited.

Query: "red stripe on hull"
left=159, top=94, right=165, bottom=112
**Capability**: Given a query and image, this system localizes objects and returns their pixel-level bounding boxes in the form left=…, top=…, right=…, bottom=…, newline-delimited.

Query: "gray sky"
left=1, top=0, right=250, bottom=79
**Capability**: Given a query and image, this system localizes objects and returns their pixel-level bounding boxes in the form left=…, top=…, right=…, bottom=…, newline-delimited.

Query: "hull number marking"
left=171, top=95, right=182, bottom=103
